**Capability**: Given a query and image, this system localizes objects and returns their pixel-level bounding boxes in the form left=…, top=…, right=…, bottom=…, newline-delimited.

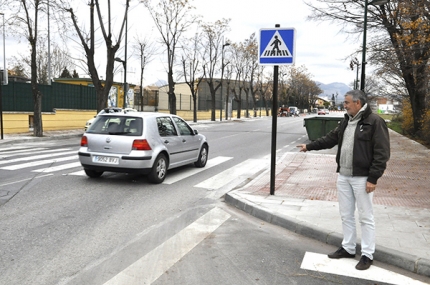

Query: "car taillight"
left=132, top=139, right=152, bottom=150
left=81, top=136, right=88, bottom=147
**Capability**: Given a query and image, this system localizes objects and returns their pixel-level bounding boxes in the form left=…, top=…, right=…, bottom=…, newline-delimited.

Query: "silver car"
left=78, top=112, right=209, bottom=183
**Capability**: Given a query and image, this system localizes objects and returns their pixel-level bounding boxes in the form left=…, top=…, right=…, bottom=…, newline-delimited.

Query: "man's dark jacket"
left=306, top=105, right=390, bottom=184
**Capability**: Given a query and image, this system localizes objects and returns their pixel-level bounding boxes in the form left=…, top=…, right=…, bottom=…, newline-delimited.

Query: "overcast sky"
left=122, top=0, right=362, bottom=87
left=2, top=0, right=363, bottom=88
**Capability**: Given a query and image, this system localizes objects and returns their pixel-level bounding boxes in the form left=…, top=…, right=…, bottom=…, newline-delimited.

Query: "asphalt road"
left=0, top=116, right=421, bottom=285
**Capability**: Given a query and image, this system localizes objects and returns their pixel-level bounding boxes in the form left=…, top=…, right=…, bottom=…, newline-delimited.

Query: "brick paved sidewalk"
left=248, top=130, right=430, bottom=209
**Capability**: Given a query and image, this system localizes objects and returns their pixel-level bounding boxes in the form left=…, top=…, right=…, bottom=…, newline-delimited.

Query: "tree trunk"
left=168, top=70, right=176, bottom=114
left=193, top=94, right=197, bottom=122
left=33, top=89, right=43, bottom=137
left=30, top=36, right=43, bottom=137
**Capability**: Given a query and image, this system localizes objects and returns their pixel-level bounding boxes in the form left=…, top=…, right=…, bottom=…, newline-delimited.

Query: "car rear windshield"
left=87, top=115, right=143, bottom=136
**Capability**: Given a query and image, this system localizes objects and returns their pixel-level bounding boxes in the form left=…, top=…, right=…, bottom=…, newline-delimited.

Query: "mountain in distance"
left=315, top=81, right=352, bottom=105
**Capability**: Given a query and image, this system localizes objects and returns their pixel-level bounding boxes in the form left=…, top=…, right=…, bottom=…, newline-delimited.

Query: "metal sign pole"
left=269, top=23, right=281, bottom=195
left=270, top=64, right=279, bottom=195
left=259, top=24, right=295, bottom=195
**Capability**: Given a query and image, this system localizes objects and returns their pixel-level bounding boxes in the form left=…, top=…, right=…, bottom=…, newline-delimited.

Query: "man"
left=297, top=90, right=390, bottom=270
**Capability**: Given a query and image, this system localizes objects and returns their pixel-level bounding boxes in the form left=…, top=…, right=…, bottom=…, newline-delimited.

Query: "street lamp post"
left=0, top=12, right=5, bottom=140
left=116, top=7, right=128, bottom=109
left=140, top=56, right=146, bottom=111
left=115, top=57, right=127, bottom=108
left=47, top=0, right=51, bottom=85
left=220, top=41, right=230, bottom=121
left=360, top=0, right=389, bottom=91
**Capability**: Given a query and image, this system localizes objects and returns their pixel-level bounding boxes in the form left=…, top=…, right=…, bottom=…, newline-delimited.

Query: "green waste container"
left=304, top=116, right=343, bottom=141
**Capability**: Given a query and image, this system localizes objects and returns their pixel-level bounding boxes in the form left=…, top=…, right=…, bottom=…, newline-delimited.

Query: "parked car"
left=318, top=109, right=329, bottom=115
left=289, top=106, right=299, bottom=117
left=78, top=112, right=209, bottom=183
left=84, top=107, right=136, bottom=131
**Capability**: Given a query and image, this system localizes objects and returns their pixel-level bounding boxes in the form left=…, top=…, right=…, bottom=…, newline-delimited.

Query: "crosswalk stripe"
left=0, top=147, right=47, bottom=157
left=194, top=158, right=267, bottom=190
left=66, top=170, right=85, bottom=176
left=103, top=207, right=231, bottom=285
left=163, top=156, right=233, bottom=185
left=1, top=155, right=78, bottom=170
left=300, top=252, right=427, bottom=285
left=32, top=161, right=82, bottom=173
left=0, top=149, right=75, bottom=165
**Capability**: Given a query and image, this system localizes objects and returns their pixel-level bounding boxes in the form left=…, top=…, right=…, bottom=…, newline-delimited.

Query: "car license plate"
left=93, top=155, right=119, bottom=164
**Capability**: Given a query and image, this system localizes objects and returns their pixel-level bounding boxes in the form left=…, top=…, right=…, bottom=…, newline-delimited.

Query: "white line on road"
left=103, top=207, right=231, bottom=285
left=1, top=155, right=78, bottom=170
left=0, top=147, right=47, bottom=156
left=0, top=173, right=53, bottom=187
left=32, top=161, right=82, bottom=173
left=301, top=252, right=427, bottom=285
left=0, top=149, right=75, bottom=165
left=163, top=156, right=233, bottom=185
left=66, top=170, right=85, bottom=176
left=194, top=158, right=268, bottom=190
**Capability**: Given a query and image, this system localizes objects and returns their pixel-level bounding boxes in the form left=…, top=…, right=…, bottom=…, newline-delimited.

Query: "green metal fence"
left=2, top=81, right=97, bottom=112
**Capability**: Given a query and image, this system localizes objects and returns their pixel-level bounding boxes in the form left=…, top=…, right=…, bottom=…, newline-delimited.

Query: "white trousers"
left=337, top=174, right=375, bottom=260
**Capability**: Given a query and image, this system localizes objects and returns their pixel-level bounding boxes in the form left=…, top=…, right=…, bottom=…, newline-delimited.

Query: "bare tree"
left=62, top=0, right=130, bottom=113
left=181, top=33, right=204, bottom=122
left=305, top=0, right=430, bottom=134
left=133, top=36, right=156, bottom=111
left=142, top=0, right=199, bottom=115
left=200, top=19, right=230, bottom=121
left=255, top=65, right=271, bottom=116
left=230, top=42, right=245, bottom=119
left=11, top=41, right=75, bottom=84
left=242, top=33, right=259, bottom=117
left=6, top=0, right=47, bottom=136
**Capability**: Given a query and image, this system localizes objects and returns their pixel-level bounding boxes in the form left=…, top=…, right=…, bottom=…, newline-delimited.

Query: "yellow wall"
left=1, top=109, right=261, bottom=134
left=2, top=113, right=32, bottom=133
left=2, top=110, right=97, bottom=134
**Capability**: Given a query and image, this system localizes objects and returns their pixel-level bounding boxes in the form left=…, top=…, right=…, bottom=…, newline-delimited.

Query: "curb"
left=0, top=132, right=83, bottom=145
left=224, top=191, right=430, bottom=278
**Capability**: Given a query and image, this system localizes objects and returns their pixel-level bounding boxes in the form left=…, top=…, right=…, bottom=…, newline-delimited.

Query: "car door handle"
left=182, top=139, right=186, bottom=143
left=164, top=140, right=169, bottom=144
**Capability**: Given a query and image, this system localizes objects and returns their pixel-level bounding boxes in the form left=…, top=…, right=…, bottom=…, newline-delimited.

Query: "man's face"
left=343, top=95, right=362, bottom=117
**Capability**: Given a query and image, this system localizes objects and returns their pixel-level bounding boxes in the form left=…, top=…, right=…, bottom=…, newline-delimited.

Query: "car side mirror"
left=193, top=130, right=199, bottom=135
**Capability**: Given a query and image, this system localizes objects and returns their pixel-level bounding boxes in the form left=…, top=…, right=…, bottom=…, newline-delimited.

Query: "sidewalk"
left=225, top=129, right=430, bottom=277
left=0, top=129, right=84, bottom=144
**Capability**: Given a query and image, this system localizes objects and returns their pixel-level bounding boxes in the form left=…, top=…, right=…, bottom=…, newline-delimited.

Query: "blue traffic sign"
left=259, top=28, right=296, bottom=65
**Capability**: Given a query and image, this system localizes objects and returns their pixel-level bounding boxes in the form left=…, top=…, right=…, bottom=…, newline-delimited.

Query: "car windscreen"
left=87, top=115, right=143, bottom=136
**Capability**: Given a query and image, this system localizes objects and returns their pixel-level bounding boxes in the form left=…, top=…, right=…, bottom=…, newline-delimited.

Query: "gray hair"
left=345, top=90, right=367, bottom=106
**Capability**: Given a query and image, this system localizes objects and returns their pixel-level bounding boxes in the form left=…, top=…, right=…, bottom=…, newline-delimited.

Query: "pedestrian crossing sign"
left=259, top=28, right=295, bottom=65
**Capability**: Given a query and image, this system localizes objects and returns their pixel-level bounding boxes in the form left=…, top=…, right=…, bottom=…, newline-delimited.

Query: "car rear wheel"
left=84, top=169, right=104, bottom=178
left=148, top=154, right=167, bottom=184
left=194, top=144, right=208, bottom=168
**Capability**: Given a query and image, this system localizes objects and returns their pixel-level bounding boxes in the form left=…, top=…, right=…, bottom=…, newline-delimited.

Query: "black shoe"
left=328, top=247, right=356, bottom=259
left=355, top=255, right=373, bottom=270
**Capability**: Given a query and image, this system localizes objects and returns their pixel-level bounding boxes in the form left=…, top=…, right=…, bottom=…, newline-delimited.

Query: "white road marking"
left=163, top=156, right=233, bottom=184
left=66, top=170, right=85, bottom=176
left=1, top=155, right=78, bottom=170
left=32, top=161, right=82, bottom=173
left=0, top=149, right=75, bottom=165
left=103, top=207, right=231, bottom=285
left=301, top=252, right=427, bottom=285
left=0, top=147, right=47, bottom=156
left=194, top=158, right=267, bottom=190
left=0, top=177, right=33, bottom=186
left=0, top=174, right=53, bottom=187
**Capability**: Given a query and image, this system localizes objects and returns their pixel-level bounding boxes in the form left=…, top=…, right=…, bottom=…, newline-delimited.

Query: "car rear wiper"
left=108, top=131, right=131, bottom=135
